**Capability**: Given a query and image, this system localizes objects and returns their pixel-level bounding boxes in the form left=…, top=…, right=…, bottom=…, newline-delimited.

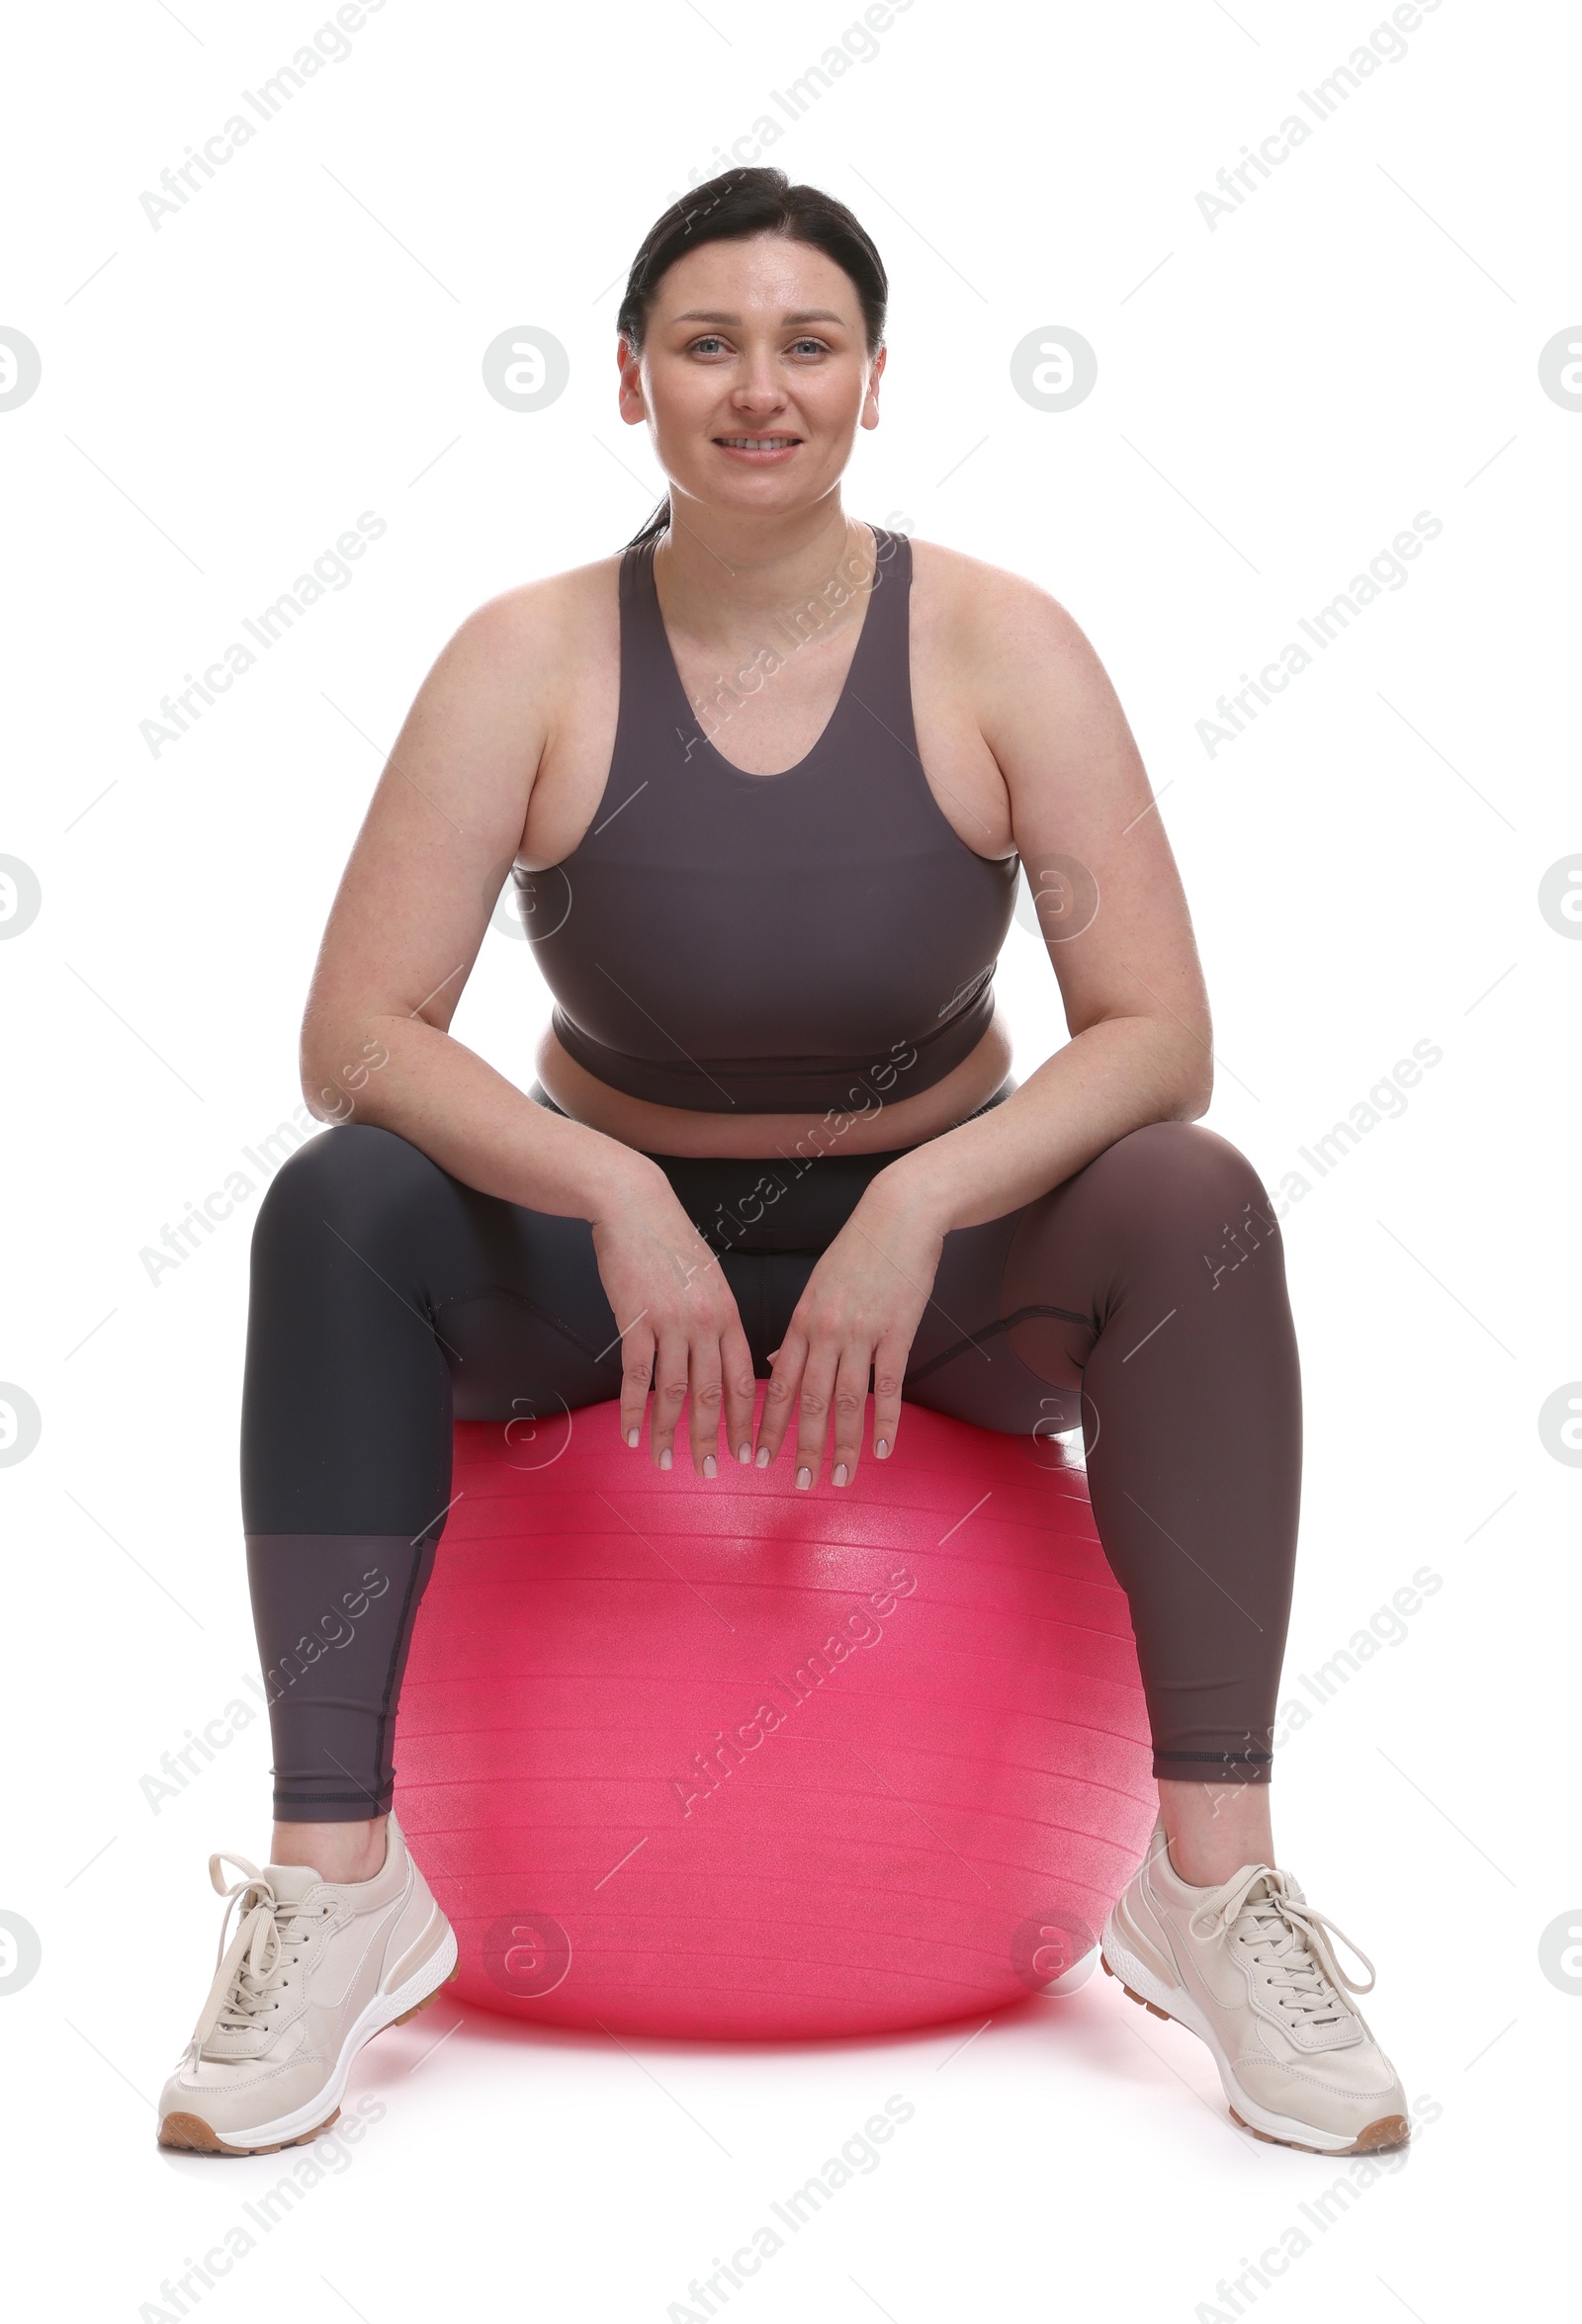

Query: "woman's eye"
left=687, top=334, right=829, bottom=357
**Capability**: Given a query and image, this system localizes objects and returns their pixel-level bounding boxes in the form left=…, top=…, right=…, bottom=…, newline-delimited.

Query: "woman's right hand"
left=589, top=1164, right=757, bottom=1478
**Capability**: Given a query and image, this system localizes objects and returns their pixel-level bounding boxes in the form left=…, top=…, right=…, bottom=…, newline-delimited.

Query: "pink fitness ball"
left=394, top=1382, right=1155, bottom=2039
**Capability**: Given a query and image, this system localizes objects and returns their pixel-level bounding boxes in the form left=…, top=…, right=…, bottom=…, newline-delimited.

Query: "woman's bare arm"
left=300, top=578, right=659, bottom=1225
left=872, top=556, right=1214, bottom=1234
left=746, top=551, right=1215, bottom=1485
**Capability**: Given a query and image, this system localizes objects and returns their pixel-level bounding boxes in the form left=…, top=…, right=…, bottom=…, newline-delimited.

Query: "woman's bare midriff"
left=534, top=1009, right=1016, bottom=1160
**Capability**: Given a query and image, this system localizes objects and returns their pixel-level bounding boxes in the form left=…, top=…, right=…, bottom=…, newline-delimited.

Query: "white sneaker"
left=157, top=1810, right=457, bottom=2154
left=1100, top=1818, right=1409, bottom=2154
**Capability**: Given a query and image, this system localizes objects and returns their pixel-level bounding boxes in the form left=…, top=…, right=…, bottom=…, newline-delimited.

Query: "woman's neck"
left=650, top=504, right=877, bottom=652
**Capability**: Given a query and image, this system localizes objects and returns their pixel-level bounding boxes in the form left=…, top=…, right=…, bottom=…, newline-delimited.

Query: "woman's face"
left=618, top=231, right=883, bottom=527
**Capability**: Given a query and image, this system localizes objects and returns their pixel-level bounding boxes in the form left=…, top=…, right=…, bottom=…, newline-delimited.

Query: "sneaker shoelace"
left=190, top=1852, right=329, bottom=2051
left=1187, top=1862, right=1376, bottom=2030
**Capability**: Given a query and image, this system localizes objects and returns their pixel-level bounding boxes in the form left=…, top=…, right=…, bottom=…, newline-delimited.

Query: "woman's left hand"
left=751, top=1186, right=946, bottom=1488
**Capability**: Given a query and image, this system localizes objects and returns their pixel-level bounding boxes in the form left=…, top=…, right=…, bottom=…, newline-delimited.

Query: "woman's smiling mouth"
left=714, top=434, right=802, bottom=461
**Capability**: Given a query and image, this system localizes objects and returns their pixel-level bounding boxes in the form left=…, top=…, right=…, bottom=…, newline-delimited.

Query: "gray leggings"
left=241, top=1084, right=1301, bottom=1819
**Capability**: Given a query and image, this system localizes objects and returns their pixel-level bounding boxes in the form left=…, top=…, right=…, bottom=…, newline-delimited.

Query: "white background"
left=1, top=0, right=1575, bottom=2315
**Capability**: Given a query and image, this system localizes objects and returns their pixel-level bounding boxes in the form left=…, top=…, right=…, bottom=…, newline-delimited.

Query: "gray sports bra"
left=517, top=525, right=1019, bottom=1114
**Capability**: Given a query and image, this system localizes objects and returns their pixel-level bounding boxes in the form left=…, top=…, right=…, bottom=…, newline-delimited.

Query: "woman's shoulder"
left=394, top=554, right=624, bottom=754
left=448, top=551, right=623, bottom=668
left=905, top=532, right=1091, bottom=665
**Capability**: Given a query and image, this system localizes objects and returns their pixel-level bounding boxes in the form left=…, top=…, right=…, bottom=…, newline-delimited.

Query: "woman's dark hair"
left=615, top=166, right=888, bottom=550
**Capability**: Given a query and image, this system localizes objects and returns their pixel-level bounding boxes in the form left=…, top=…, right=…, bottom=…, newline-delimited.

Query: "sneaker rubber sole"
left=157, top=1933, right=460, bottom=2155
left=1099, top=1942, right=1409, bottom=2156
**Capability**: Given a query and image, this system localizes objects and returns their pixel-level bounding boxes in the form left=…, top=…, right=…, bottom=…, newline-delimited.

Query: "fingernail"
left=703, top=1453, right=717, bottom=1479
left=738, top=1442, right=751, bottom=1464
left=659, top=1446, right=672, bottom=1471
left=627, top=1428, right=640, bottom=1449
left=796, top=1465, right=812, bottom=1490
left=755, top=1446, right=771, bottom=1468
left=875, top=1439, right=888, bottom=1458
left=834, top=1463, right=848, bottom=1487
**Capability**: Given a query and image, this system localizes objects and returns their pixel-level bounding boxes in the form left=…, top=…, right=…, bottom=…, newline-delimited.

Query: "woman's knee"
left=1084, top=1119, right=1275, bottom=1245
left=251, top=1122, right=452, bottom=1266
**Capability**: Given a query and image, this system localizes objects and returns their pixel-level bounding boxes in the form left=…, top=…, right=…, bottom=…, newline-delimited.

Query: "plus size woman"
left=157, top=167, right=1407, bottom=2159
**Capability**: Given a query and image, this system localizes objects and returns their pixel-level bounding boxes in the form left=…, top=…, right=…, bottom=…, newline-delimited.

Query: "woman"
left=157, top=167, right=1405, bottom=2160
